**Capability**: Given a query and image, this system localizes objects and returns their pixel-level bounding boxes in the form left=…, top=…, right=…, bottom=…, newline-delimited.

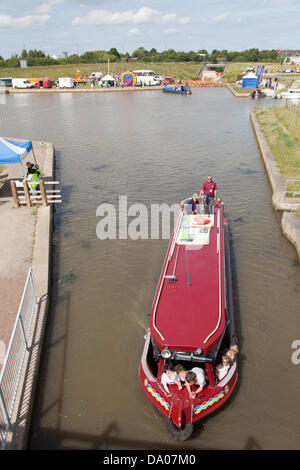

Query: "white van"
left=58, top=77, right=74, bottom=88
left=12, top=78, right=33, bottom=88
left=136, top=75, right=160, bottom=86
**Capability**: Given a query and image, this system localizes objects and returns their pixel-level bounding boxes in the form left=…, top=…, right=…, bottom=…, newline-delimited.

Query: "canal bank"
left=0, top=139, right=54, bottom=449
left=250, top=109, right=300, bottom=260
left=5, top=86, right=164, bottom=94
left=4, top=83, right=225, bottom=95
left=226, top=83, right=250, bottom=98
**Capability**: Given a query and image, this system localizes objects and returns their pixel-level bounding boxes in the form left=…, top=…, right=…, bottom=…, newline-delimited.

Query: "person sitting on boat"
left=215, top=355, right=230, bottom=382
left=185, top=367, right=206, bottom=399
left=161, top=364, right=182, bottom=397
left=199, top=176, right=217, bottom=214
left=174, top=364, right=186, bottom=385
left=229, top=344, right=239, bottom=355
left=187, top=193, right=199, bottom=214
left=226, top=349, right=236, bottom=364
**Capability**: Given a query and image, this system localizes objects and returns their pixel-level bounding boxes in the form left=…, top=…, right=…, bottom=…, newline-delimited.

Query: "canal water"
left=1, top=89, right=300, bottom=450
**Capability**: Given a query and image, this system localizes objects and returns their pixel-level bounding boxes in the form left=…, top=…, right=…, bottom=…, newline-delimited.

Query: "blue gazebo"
left=242, top=72, right=258, bottom=89
left=0, top=138, right=36, bottom=176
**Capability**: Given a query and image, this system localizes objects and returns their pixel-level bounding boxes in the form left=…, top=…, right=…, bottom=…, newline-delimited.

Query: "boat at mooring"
left=162, top=84, right=192, bottom=94
left=139, top=198, right=238, bottom=440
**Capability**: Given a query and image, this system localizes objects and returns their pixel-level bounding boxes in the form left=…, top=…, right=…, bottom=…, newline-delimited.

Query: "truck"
left=0, top=78, right=12, bottom=87
left=12, top=78, right=33, bottom=88
left=58, top=77, right=74, bottom=88
left=33, top=78, right=52, bottom=88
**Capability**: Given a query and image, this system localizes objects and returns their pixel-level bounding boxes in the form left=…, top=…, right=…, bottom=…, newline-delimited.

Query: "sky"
left=0, top=0, right=300, bottom=59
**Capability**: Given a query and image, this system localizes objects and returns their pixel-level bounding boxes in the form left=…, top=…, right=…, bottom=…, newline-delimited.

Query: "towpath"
left=0, top=141, right=46, bottom=369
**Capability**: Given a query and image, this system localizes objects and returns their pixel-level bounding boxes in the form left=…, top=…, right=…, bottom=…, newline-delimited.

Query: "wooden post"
left=10, top=180, right=20, bottom=207
left=39, top=180, right=47, bottom=206
left=23, top=179, right=31, bottom=207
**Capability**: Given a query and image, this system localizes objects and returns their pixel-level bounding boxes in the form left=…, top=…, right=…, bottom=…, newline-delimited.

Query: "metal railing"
left=290, top=192, right=300, bottom=212
left=0, top=268, right=37, bottom=450
left=284, top=180, right=300, bottom=197
left=285, top=100, right=300, bottom=116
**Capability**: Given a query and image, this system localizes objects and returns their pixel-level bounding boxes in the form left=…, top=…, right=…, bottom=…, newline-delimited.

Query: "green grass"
left=254, top=106, right=300, bottom=201
left=255, top=105, right=300, bottom=218
left=0, top=62, right=203, bottom=80
left=230, top=84, right=251, bottom=94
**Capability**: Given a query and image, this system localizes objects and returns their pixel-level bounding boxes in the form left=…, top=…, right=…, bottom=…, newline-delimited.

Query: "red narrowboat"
left=139, top=198, right=238, bottom=440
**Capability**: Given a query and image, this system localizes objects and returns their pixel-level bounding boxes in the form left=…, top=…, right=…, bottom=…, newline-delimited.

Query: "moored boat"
left=139, top=198, right=238, bottom=440
left=162, top=84, right=192, bottom=94
left=280, top=88, right=300, bottom=100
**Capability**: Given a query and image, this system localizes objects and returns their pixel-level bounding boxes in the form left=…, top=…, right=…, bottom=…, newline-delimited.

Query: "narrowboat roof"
left=150, top=207, right=226, bottom=353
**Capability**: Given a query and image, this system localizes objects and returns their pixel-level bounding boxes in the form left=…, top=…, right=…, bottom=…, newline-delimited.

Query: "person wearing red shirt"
left=199, top=176, right=217, bottom=214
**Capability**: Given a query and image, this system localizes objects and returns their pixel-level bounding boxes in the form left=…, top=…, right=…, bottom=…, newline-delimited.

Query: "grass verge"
left=254, top=104, right=300, bottom=217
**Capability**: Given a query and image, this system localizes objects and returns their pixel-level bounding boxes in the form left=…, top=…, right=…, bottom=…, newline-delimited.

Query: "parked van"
left=133, top=69, right=160, bottom=86
left=12, top=78, right=33, bottom=88
left=33, top=78, right=52, bottom=88
left=135, top=75, right=160, bottom=86
left=58, top=77, right=74, bottom=88
left=89, top=72, right=103, bottom=79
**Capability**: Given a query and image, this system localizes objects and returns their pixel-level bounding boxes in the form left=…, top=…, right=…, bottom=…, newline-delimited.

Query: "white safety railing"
left=0, top=268, right=37, bottom=450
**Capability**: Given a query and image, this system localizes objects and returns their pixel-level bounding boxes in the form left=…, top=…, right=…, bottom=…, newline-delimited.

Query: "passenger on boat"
left=199, top=176, right=217, bottom=214
left=161, top=364, right=182, bottom=397
left=174, top=364, right=186, bottom=384
left=185, top=367, right=206, bottom=399
left=229, top=344, right=239, bottom=355
left=215, top=355, right=230, bottom=382
left=187, top=193, right=199, bottom=214
left=226, top=349, right=236, bottom=364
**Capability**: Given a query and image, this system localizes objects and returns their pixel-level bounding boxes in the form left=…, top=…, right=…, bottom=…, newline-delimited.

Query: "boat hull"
left=139, top=332, right=238, bottom=431
left=139, top=202, right=238, bottom=439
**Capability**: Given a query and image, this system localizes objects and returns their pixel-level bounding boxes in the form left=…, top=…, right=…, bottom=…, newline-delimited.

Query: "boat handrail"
left=204, top=206, right=222, bottom=344
left=152, top=209, right=183, bottom=341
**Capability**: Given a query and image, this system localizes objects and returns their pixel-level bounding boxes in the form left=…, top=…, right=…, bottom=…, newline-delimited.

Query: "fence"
left=0, top=268, right=37, bottom=450
left=10, top=179, right=61, bottom=207
left=284, top=180, right=300, bottom=212
left=285, top=100, right=300, bottom=117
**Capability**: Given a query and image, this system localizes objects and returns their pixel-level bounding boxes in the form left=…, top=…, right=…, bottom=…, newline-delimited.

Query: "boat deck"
left=150, top=207, right=226, bottom=352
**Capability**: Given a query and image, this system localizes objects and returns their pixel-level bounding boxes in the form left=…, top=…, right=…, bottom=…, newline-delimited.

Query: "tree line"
left=0, top=47, right=281, bottom=68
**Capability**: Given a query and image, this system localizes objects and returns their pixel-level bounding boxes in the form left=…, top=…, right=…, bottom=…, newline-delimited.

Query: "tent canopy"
left=0, top=138, right=32, bottom=165
left=100, top=74, right=116, bottom=82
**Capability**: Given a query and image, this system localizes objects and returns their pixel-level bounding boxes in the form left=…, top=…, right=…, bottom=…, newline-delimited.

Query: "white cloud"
left=127, top=28, right=141, bottom=36
left=72, top=7, right=157, bottom=25
left=212, top=13, right=229, bottom=22
left=158, top=14, right=177, bottom=24
left=0, top=14, right=50, bottom=29
left=163, top=28, right=180, bottom=35
left=177, top=17, right=191, bottom=25
left=72, top=7, right=187, bottom=26
left=36, top=3, right=52, bottom=14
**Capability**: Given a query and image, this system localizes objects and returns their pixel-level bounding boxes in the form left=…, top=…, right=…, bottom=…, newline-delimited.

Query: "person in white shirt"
left=161, top=364, right=182, bottom=397
left=185, top=367, right=206, bottom=399
left=215, top=355, right=230, bottom=381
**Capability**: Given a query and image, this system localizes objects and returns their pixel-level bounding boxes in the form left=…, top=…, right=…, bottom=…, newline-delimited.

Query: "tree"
left=109, top=48, right=120, bottom=59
